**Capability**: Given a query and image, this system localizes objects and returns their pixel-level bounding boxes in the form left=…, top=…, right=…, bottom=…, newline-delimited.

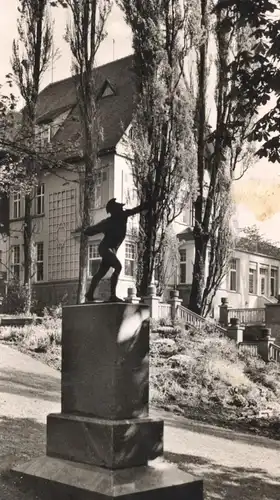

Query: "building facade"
left=1, top=55, right=280, bottom=313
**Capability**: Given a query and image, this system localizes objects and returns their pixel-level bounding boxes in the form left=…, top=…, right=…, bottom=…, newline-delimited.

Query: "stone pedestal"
left=61, top=303, right=150, bottom=419
left=12, top=303, right=203, bottom=500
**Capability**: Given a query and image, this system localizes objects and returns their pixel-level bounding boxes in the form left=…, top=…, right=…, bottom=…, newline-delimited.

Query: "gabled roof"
left=36, top=55, right=135, bottom=157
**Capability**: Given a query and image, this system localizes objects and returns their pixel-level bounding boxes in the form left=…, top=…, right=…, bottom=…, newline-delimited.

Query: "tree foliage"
left=65, top=0, right=112, bottom=303
left=10, top=0, right=54, bottom=313
left=215, top=0, right=280, bottom=162
left=237, top=225, right=280, bottom=259
left=119, top=0, right=199, bottom=296
left=188, top=0, right=258, bottom=315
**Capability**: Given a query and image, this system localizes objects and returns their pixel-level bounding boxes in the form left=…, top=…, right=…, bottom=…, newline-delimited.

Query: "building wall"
left=177, top=239, right=280, bottom=319
left=5, top=150, right=143, bottom=307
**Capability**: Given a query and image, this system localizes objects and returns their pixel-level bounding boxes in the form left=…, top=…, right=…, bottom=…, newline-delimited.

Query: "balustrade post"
left=219, top=297, right=230, bottom=327
left=125, top=287, right=141, bottom=304
left=142, top=285, right=160, bottom=320
left=227, top=318, right=244, bottom=344
left=257, top=327, right=275, bottom=362
left=168, top=289, right=182, bottom=321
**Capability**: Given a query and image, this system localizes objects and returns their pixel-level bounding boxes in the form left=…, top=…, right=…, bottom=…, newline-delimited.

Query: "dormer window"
left=39, top=122, right=53, bottom=146
left=100, top=79, right=115, bottom=98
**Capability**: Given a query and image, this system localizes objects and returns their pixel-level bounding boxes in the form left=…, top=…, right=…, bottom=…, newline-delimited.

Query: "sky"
left=1, top=0, right=280, bottom=242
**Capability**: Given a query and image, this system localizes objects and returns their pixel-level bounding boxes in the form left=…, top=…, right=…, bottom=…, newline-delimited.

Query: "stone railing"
left=125, top=286, right=226, bottom=334
left=227, top=319, right=279, bottom=363
left=125, top=285, right=177, bottom=321
left=177, top=304, right=205, bottom=329
left=158, top=302, right=172, bottom=319
left=228, top=307, right=265, bottom=325
left=176, top=304, right=226, bottom=334
left=269, top=343, right=280, bottom=363
left=238, top=342, right=258, bottom=357
left=219, top=297, right=265, bottom=326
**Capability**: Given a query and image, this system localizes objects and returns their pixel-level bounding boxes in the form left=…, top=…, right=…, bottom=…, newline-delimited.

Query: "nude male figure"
left=84, top=197, right=152, bottom=302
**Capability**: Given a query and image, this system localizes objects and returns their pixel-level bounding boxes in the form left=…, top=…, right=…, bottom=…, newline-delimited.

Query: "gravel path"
left=0, top=343, right=279, bottom=500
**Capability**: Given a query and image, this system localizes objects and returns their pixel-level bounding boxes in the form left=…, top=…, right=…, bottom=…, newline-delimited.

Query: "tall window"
left=259, top=266, right=268, bottom=296
left=35, top=184, right=45, bottom=215
left=13, top=193, right=21, bottom=219
left=94, top=172, right=102, bottom=208
left=179, top=249, right=187, bottom=284
left=125, top=242, right=136, bottom=276
left=249, top=263, right=257, bottom=294
left=88, top=243, right=101, bottom=276
left=270, top=267, right=278, bottom=297
left=40, top=123, right=52, bottom=146
left=154, top=254, right=161, bottom=283
left=189, top=202, right=195, bottom=227
left=36, top=242, right=44, bottom=281
left=229, top=258, right=238, bottom=292
left=11, top=245, right=20, bottom=280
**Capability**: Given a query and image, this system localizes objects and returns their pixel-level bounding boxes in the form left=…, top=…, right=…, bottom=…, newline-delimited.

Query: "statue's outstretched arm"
left=125, top=196, right=164, bottom=217
left=84, top=219, right=107, bottom=236
left=125, top=202, right=149, bottom=217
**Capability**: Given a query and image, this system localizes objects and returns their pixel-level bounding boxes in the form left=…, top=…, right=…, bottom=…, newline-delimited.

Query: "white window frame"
left=259, top=266, right=268, bottom=296
left=40, top=123, right=52, bottom=146
left=189, top=202, right=195, bottom=227
left=249, top=263, right=257, bottom=294
left=270, top=267, right=278, bottom=297
left=124, top=241, right=136, bottom=277
left=11, top=245, right=20, bottom=281
left=179, top=249, right=187, bottom=284
left=36, top=242, right=44, bottom=282
left=13, top=192, right=21, bottom=219
left=88, top=243, right=101, bottom=277
left=94, top=172, right=102, bottom=208
left=229, top=258, right=238, bottom=292
left=35, top=184, right=45, bottom=215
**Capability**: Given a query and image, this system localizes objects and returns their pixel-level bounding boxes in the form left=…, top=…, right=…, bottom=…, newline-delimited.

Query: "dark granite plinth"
left=62, top=303, right=150, bottom=420
left=12, top=456, right=203, bottom=500
left=47, top=413, right=163, bottom=469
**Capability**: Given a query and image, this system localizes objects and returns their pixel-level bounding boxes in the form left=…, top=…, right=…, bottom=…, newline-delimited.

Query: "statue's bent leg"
left=85, top=260, right=110, bottom=301
left=109, top=255, right=123, bottom=302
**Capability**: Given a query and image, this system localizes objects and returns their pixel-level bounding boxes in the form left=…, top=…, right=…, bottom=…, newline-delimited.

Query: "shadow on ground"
left=0, top=416, right=45, bottom=500
left=165, top=451, right=280, bottom=500
left=1, top=415, right=279, bottom=500
left=0, top=369, right=60, bottom=403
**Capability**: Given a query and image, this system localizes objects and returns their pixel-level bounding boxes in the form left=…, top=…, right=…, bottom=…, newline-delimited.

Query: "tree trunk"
left=77, top=176, right=91, bottom=304
left=23, top=194, right=33, bottom=314
left=188, top=232, right=208, bottom=314
left=77, top=231, right=88, bottom=304
left=137, top=208, right=155, bottom=297
left=189, top=0, right=208, bottom=315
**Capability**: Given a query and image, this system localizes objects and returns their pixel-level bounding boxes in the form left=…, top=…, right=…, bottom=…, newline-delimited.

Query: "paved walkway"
left=0, top=343, right=279, bottom=500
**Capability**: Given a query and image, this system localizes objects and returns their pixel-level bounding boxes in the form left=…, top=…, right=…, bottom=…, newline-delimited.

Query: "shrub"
left=41, top=306, right=62, bottom=345
left=2, top=280, right=35, bottom=314
left=22, top=327, right=51, bottom=353
left=150, top=321, right=280, bottom=424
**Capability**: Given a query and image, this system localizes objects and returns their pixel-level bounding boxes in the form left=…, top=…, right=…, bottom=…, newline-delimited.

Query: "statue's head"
left=106, top=198, right=125, bottom=215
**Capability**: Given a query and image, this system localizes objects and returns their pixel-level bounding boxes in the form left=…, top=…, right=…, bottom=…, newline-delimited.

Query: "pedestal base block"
left=47, top=413, right=163, bottom=469
left=12, top=456, right=203, bottom=500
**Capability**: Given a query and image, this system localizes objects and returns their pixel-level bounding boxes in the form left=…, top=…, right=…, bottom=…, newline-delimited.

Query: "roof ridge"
left=40, top=53, right=134, bottom=95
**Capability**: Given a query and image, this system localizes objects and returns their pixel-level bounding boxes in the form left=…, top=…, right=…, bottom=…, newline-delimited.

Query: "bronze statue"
left=84, top=197, right=156, bottom=303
